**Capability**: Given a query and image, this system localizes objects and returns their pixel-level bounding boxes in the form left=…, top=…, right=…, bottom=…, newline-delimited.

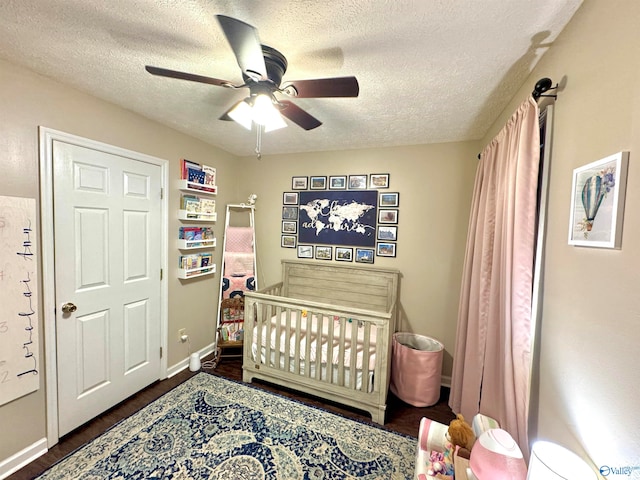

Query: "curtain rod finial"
left=532, top=77, right=558, bottom=100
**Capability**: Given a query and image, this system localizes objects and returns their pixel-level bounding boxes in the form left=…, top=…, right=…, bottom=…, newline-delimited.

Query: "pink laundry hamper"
left=389, top=332, right=444, bottom=407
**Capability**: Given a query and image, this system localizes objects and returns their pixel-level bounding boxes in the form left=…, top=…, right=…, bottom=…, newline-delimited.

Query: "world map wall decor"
left=299, top=190, right=377, bottom=246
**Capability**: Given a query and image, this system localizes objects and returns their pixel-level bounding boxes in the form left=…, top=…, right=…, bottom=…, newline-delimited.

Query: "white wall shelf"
left=177, top=263, right=217, bottom=280
left=178, top=179, right=217, bottom=195
left=177, top=238, right=217, bottom=250
left=177, top=210, right=217, bottom=222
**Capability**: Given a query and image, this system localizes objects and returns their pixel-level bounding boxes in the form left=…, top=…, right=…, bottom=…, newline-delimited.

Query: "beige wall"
left=235, top=143, right=478, bottom=377
left=0, top=58, right=237, bottom=462
left=482, top=0, right=640, bottom=472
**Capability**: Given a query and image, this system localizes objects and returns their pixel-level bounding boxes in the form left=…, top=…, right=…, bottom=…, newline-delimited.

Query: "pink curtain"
left=449, top=97, right=540, bottom=454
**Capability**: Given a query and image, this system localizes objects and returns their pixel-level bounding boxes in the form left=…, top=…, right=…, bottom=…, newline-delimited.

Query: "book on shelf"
left=187, top=168, right=206, bottom=185
left=180, top=159, right=217, bottom=193
left=219, top=322, right=244, bottom=343
left=179, top=253, right=214, bottom=275
left=180, top=194, right=216, bottom=218
left=200, top=253, right=213, bottom=267
left=202, top=164, right=216, bottom=188
left=200, top=198, right=216, bottom=215
left=184, top=199, right=200, bottom=218
left=180, top=159, right=201, bottom=180
left=179, top=227, right=214, bottom=247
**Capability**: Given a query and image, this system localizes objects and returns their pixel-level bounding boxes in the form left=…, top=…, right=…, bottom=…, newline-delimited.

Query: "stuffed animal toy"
left=448, top=414, right=476, bottom=452
left=424, top=444, right=455, bottom=479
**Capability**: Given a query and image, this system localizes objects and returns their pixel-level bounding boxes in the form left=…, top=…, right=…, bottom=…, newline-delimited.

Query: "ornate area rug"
left=38, top=373, right=416, bottom=479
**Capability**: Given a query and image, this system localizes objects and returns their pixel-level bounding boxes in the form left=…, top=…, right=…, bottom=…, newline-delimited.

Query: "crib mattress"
left=252, top=345, right=374, bottom=392
left=251, top=311, right=378, bottom=390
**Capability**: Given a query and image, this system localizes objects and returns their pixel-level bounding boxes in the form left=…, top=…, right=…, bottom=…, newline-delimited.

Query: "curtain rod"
left=477, top=77, right=558, bottom=159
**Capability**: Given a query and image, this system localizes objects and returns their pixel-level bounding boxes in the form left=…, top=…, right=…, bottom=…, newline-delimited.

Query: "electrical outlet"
left=178, top=328, right=187, bottom=343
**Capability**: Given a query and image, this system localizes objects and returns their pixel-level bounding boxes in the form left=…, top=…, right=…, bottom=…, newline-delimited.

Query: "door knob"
left=61, top=302, right=77, bottom=314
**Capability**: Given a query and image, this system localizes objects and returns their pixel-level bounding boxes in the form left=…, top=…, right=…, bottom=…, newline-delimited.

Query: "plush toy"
left=424, top=443, right=455, bottom=479
left=448, top=414, right=476, bottom=452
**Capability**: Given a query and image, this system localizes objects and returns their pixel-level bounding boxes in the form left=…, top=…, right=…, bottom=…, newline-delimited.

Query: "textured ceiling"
left=0, top=0, right=582, bottom=157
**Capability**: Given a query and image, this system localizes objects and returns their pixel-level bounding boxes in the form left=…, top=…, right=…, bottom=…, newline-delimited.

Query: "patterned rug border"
left=38, top=371, right=417, bottom=478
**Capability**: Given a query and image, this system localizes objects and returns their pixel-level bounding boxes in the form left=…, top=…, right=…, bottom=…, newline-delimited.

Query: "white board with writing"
left=0, top=195, right=39, bottom=406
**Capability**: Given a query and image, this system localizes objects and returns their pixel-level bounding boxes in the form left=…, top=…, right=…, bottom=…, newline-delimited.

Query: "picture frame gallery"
left=283, top=173, right=398, bottom=260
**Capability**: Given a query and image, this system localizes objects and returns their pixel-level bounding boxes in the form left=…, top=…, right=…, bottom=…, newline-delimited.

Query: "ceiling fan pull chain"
left=255, top=124, right=262, bottom=160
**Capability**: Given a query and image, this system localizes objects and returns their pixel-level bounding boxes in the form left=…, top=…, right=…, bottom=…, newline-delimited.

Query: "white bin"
left=389, top=333, right=444, bottom=407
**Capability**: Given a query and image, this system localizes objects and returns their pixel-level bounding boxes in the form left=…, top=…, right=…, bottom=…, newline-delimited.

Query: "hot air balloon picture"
left=568, top=151, right=629, bottom=248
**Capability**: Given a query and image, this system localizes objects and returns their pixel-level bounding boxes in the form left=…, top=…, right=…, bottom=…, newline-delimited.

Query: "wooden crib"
left=243, top=260, right=400, bottom=424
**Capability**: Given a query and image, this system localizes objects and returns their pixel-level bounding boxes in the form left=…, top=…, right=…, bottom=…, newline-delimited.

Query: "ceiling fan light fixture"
left=253, top=94, right=287, bottom=131
left=227, top=99, right=253, bottom=130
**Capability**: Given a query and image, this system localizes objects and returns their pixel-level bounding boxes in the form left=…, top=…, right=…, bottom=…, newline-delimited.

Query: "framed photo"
left=282, top=206, right=299, bottom=220
left=369, top=173, right=390, bottom=189
left=377, top=242, right=396, bottom=257
left=378, top=209, right=398, bottom=224
left=310, top=176, right=327, bottom=190
left=335, top=247, right=353, bottom=262
left=355, top=248, right=374, bottom=264
left=283, top=192, right=299, bottom=205
left=379, top=192, right=399, bottom=207
left=377, top=225, right=397, bottom=241
left=282, top=220, right=297, bottom=234
left=297, top=245, right=313, bottom=258
left=329, top=175, right=347, bottom=190
left=281, top=235, right=297, bottom=248
left=568, top=151, right=629, bottom=248
left=292, top=176, right=308, bottom=190
left=315, top=245, right=332, bottom=260
left=348, top=174, right=368, bottom=190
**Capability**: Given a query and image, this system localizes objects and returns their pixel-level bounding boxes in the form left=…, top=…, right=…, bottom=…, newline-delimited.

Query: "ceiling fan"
left=145, top=15, right=359, bottom=132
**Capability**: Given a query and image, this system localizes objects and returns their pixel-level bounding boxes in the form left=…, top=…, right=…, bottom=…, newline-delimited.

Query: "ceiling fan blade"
left=281, top=76, right=359, bottom=98
left=278, top=100, right=322, bottom=130
left=216, top=15, right=267, bottom=81
left=145, top=65, right=232, bottom=87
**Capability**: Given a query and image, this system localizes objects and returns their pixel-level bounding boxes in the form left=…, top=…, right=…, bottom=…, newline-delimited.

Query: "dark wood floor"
left=9, top=355, right=455, bottom=479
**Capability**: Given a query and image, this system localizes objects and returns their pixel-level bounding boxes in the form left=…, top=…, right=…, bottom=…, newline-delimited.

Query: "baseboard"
left=441, top=375, right=452, bottom=388
left=0, top=438, right=47, bottom=480
left=166, top=342, right=216, bottom=378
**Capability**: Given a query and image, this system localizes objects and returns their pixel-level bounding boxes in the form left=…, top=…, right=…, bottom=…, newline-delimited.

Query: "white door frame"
left=39, top=127, right=169, bottom=447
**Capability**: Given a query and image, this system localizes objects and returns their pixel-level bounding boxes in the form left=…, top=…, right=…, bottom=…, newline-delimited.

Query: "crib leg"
left=242, top=369, right=253, bottom=384
left=370, top=406, right=386, bottom=425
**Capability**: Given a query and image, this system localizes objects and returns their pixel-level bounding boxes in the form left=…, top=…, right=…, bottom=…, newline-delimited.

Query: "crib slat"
left=327, top=314, right=335, bottom=385
left=264, top=303, right=273, bottom=366
left=337, top=318, right=346, bottom=387
left=283, top=307, right=291, bottom=373
left=349, top=319, right=358, bottom=390
left=314, top=312, right=322, bottom=382
left=304, top=310, right=312, bottom=378
left=361, top=322, right=371, bottom=393
left=274, top=305, right=282, bottom=370
left=294, top=309, right=302, bottom=375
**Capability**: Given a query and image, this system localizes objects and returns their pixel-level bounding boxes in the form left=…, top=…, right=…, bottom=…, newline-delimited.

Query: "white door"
left=53, top=140, right=162, bottom=436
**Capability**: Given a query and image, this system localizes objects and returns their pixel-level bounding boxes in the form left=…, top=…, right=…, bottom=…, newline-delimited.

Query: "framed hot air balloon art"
left=568, top=151, right=629, bottom=248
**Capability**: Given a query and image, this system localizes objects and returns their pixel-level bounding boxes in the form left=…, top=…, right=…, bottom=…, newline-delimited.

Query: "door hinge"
left=160, top=347, right=163, bottom=358
left=160, top=268, right=163, bottom=280
left=160, top=188, right=164, bottom=200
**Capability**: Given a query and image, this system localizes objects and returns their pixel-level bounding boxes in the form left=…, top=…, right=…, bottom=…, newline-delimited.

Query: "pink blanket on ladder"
left=222, top=227, right=255, bottom=299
